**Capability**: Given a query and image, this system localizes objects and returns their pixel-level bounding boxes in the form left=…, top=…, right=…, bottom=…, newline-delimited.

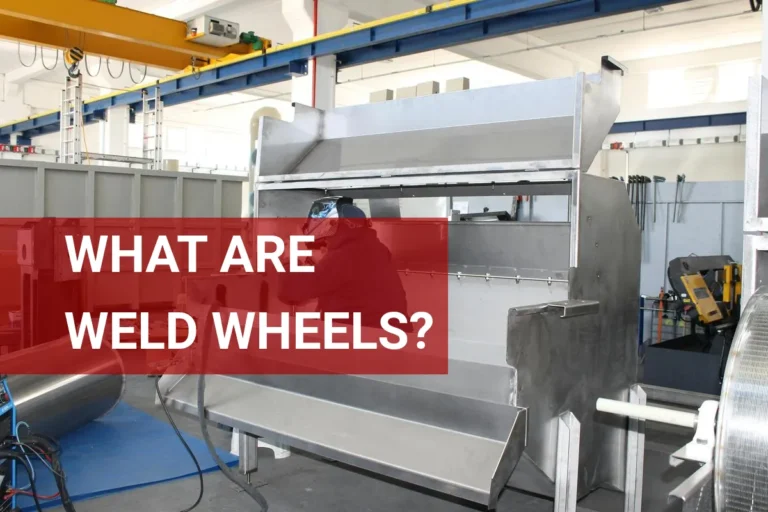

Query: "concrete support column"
left=282, top=0, right=348, bottom=110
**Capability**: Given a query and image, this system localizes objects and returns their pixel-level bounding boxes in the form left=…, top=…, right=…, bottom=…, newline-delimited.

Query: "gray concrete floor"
left=47, top=376, right=697, bottom=512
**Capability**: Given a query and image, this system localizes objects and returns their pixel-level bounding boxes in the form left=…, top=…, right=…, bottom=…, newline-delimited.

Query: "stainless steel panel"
left=744, top=77, right=768, bottom=233
left=255, top=58, right=622, bottom=185
left=506, top=176, right=639, bottom=497
left=256, top=104, right=323, bottom=178
left=448, top=222, right=570, bottom=273
left=579, top=59, right=623, bottom=172
left=163, top=374, right=527, bottom=507
left=451, top=279, right=569, bottom=367
left=321, top=77, right=576, bottom=140
left=293, top=118, right=575, bottom=176
left=568, top=174, right=640, bottom=493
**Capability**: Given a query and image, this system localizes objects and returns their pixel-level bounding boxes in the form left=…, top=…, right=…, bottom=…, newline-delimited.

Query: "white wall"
left=588, top=143, right=746, bottom=182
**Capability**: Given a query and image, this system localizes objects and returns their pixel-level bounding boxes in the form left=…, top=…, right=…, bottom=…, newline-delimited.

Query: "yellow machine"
left=669, top=256, right=741, bottom=326
left=679, top=273, right=723, bottom=324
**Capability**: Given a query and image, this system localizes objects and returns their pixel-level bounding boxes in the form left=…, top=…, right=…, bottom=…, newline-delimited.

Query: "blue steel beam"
left=1, top=0, right=688, bottom=139
left=338, top=0, right=688, bottom=67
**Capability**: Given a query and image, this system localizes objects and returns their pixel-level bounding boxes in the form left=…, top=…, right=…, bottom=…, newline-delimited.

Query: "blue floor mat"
left=14, top=402, right=238, bottom=510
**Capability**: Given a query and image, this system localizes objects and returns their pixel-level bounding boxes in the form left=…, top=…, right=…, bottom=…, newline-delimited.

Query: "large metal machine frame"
left=160, top=56, right=644, bottom=511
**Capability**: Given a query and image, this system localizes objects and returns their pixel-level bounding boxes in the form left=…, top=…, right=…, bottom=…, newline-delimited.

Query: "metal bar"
left=624, top=384, right=647, bottom=512
left=398, top=269, right=568, bottom=284
left=554, top=411, right=579, bottom=512
left=238, top=431, right=259, bottom=482
left=85, top=153, right=152, bottom=165
left=1, top=0, right=687, bottom=139
left=643, top=385, right=718, bottom=409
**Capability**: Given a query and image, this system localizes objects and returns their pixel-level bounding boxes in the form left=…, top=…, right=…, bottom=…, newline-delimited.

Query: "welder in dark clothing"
left=277, top=197, right=408, bottom=328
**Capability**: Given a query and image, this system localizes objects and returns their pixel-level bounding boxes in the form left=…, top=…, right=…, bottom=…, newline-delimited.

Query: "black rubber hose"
left=196, top=303, right=269, bottom=511
left=155, top=377, right=204, bottom=512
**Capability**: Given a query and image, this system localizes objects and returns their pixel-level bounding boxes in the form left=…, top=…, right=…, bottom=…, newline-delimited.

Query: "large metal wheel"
left=715, top=287, right=768, bottom=512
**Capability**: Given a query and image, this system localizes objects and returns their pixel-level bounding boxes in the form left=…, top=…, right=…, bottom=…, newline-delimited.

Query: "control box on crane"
left=186, top=15, right=240, bottom=47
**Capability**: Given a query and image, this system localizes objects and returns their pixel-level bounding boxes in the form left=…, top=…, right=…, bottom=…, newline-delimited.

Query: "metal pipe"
left=596, top=398, right=697, bottom=428
left=2, top=339, right=125, bottom=439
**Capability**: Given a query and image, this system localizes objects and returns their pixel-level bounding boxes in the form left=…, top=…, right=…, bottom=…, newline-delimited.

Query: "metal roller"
left=715, top=286, right=768, bottom=512
left=0, top=338, right=125, bottom=440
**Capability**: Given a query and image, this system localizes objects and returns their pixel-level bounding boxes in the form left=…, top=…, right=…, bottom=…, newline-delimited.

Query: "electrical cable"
left=0, top=452, right=44, bottom=512
left=17, top=43, right=37, bottom=68
left=155, top=377, right=204, bottom=512
left=84, top=55, right=102, bottom=77
left=106, top=58, right=125, bottom=79
left=3, top=431, right=74, bottom=512
left=129, top=64, right=148, bottom=85
left=40, top=49, right=59, bottom=71
left=13, top=422, right=35, bottom=490
left=198, top=375, right=269, bottom=511
left=196, top=303, right=269, bottom=511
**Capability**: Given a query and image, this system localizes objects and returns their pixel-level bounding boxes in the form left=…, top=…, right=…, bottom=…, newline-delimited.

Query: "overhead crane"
left=0, top=0, right=690, bottom=143
left=0, top=0, right=269, bottom=71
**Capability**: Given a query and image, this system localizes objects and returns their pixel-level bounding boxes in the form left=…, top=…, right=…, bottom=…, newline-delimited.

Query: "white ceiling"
left=0, top=0, right=762, bottom=115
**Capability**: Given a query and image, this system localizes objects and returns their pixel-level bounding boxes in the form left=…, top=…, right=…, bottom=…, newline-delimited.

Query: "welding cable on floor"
left=7, top=434, right=76, bottom=512
left=0, top=451, right=44, bottom=512
left=155, top=377, right=204, bottom=512
left=196, top=303, right=269, bottom=511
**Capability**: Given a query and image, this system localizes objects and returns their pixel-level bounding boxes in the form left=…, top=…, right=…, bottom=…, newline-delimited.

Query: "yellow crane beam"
left=0, top=0, right=255, bottom=70
left=0, top=16, right=194, bottom=70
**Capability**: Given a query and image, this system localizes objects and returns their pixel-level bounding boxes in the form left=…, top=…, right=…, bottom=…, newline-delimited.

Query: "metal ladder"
left=142, top=87, right=164, bottom=170
left=59, top=75, right=83, bottom=165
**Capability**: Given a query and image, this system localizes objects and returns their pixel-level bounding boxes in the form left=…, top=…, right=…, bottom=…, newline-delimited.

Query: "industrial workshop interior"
left=3, top=0, right=768, bottom=511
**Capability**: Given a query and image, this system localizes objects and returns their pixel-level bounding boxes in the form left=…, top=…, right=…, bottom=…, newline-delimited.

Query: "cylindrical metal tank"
left=0, top=338, right=125, bottom=439
left=7, top=373, right=125, bottom=439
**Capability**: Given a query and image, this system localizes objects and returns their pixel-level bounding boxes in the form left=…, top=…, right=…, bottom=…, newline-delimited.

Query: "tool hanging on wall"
left=673, top=174, right=686, bottom=223
left=627, top=175, right=651, bottom=230
left=652, top=176, right=665, bottom=223
left=64, top=47, right=85, bottom=78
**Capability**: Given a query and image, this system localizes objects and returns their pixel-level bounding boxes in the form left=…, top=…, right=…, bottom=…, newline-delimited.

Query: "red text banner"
left=0, top=218, right=448, bottom=375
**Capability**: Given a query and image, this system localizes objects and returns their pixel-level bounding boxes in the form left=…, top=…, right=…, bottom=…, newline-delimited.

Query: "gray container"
left=0, top=160, right=245, bottom=218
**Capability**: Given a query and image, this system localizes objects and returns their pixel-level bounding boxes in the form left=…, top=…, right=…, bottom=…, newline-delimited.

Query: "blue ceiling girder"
left=338, top=0, right=687, bottom=68
left=1, top=0, right=690, bottom=139
left=611, top=112, right=747, bottom=133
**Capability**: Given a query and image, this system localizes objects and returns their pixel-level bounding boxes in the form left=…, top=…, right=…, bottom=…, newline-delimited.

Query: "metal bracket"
left=548, top=299, right=600, bottom=318
left=670, top=400, right=718, bottom=467
left=555, top=411, right=580, bottom=512
left=237, top=430, right=259, bottom=484
left=624, top=384, right=646, bottom=512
